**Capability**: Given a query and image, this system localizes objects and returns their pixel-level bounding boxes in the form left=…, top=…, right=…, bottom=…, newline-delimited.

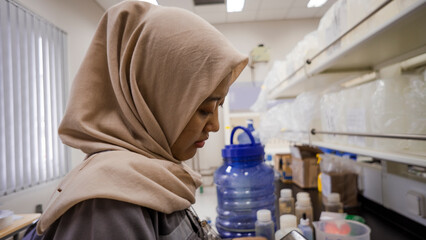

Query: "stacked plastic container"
left=215, top=126, right=276, bottom=238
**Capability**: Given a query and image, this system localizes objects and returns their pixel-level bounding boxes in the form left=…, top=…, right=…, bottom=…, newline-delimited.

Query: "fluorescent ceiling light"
left=139, top=0, right=158, bottom=5
left=307, top=0, right=327, bottom=8
left=227, top=0, right=245, bottom=12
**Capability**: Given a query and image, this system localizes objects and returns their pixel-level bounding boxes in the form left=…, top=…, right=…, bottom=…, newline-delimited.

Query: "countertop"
left=277, top=181, right=425, bottom=240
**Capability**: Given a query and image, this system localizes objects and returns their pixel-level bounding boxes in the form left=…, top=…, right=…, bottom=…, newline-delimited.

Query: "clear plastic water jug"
left=215, top=126, right=276, bottom=238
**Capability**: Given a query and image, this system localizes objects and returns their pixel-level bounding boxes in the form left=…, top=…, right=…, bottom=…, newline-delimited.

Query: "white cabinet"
left=269, top=0, right=426, bottom=99
left=266, top=0, right=426, bottom=167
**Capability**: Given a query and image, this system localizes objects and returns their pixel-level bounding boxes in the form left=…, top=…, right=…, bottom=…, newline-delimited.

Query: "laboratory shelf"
left=310, top=140, right=426, bottom=167
left=269, top=70, right=369, bottom=98
left=282, top=131, right=426, bottom=167
left=269, top=0, right=426, bottom=99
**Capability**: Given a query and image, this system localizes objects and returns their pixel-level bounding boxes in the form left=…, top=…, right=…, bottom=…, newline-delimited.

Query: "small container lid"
left=297, top=198, right=311, bottom=207
left=328, top=193, right=341, bottom=203
left=280, top=189, right=292, bottom=199
left=257, top=209, right=271, bottom=222
left=296, top=192, right=310, bottom=201
left=280, top=214, right=297, bottom=230
left=300, top=213, right=309, bottom=226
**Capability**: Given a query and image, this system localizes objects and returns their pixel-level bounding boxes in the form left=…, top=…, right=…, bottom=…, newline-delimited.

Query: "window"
left=0, top=0, right=69, bottom=195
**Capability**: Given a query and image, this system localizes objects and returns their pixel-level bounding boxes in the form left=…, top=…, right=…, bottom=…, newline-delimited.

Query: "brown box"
left=273, top=153, right=291, bottom=171
left=274, top=154, right=292, bottom=182
left=290, top=145, right=322, bottom=189
left=321, top=172, right=358, bottom=207
left=291, top=157, right=320, bottom=188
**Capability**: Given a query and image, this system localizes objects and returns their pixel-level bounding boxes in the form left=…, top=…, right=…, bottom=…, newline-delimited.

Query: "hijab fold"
left=37, top=1, right=247, bottom=234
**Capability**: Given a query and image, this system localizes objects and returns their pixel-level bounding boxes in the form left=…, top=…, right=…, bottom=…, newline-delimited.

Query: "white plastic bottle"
left=295, top=197, right=313, bottom=226
left=298, top=213, right=313, bottom=240
left=324, top=192, right=344, bottom=213
left=237, top=119, right=260, bottom=144
left=296, top=192, right=310, bottom=201
left=255, top=209, right=275, bottom=240
left=279, top=189, right=295, bottom=215
left=275, top=214, right=301, bottom=240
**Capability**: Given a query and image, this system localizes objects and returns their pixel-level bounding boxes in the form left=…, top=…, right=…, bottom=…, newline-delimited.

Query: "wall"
left=214, top=19, right=320, bottom=84
left=0, top=0, right=104, bottom=214
left=197, top=19, right=319, bottom=172
left=0, top=2, right=319, bottom=212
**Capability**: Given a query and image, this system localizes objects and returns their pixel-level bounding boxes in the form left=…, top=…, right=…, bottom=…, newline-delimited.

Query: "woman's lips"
left=195, top=141, right=205, bottom=148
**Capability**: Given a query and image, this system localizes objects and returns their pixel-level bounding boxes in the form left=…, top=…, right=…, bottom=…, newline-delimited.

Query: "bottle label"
left=279, top=203, right=292, bottom=215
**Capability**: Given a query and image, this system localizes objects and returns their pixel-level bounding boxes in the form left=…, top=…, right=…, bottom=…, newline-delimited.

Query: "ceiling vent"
left=193, top=0, right=225, bottom=6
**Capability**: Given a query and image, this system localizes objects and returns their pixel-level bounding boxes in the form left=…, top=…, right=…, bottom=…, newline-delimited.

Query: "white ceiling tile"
left=243, top=0, right=262, bottom=10
left=95, top=0, right=121, bottom=10
left=286, top=7, right=318, bottom=19
left=259, top=0, right=293, bottom=10
left=157, top=0, right=194, bottom=11
left=291, top=0, right=310, bottom=8
left=194, top=4, right=226, bottom=13
left=94, top=0, right=339, bottom=24
left=256, top=10, right=286, bottom=21
left=226, top=11, right=257, bottom=23
left=196, top=12, right=227, bottom=24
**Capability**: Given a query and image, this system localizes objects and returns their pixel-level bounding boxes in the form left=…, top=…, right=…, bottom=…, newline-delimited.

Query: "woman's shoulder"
left=26, top=198, right=204, bottom=240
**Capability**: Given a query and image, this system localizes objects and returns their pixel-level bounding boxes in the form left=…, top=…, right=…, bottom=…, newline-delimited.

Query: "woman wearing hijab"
left=23, top=1, right=247, bottom=239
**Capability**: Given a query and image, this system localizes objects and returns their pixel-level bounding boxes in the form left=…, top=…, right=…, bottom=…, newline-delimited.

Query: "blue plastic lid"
left=222, top=126, right=264, bottom=158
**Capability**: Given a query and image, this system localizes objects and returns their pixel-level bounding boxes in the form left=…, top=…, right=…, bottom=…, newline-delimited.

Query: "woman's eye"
left=199, top=110, right=212, bottom=116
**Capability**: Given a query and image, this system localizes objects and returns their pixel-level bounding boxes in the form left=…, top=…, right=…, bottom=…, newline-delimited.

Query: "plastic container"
left=298, top=213, right=313, bottom=240
left=296, top=192, right=310, bottom=201
left=313, top=220, right=371, bottom=240
left=324, top=193, right=344, bottom=213
left=279, top=189, right=295, bottom=215
left=255, top=209, right=275, bottom=240
left=215, top=126, right=275, bottom=238
left=237, top=119, right=260, bottom=144
left=295, top=197, right=313, bottom=227
left=275, top=214, right=301, bottom=240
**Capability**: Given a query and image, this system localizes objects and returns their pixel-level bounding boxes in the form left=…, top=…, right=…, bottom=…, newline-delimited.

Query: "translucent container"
left=275, top=214, right=301, bottom=240
left=313, top=220, right=371, bottom=240
left=298, top=213, right=313, bottom=240
left=295, top=198, right=313, bottom=227
left=279, top=189, right=295, bottom=216
left=255, top=209, right=275, bottom=240
left=324, top=193, right=344, bottom=213
left=215, top=126, right=276, bottom=238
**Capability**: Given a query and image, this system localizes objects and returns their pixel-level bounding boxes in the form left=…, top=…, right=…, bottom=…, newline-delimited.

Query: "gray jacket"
left=24, top=198, right=205, bottom=240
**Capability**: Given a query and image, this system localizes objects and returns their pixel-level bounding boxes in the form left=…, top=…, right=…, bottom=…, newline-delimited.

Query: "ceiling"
left=94, top=0, right=337, bottom=24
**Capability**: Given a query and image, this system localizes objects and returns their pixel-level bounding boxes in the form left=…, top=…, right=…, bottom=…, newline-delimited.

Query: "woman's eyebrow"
left=204, top=96, right=223, bottom=102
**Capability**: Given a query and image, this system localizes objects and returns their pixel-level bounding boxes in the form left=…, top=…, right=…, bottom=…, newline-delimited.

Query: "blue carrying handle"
left=230, top=126, right=256, bottom=145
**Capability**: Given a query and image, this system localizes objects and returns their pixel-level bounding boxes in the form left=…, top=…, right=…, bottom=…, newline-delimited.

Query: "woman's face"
left=171, top=76, right=231, bottom=161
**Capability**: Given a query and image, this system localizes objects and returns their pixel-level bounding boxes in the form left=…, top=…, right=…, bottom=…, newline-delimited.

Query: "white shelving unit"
left=313, top=140, right=426, bottom=167
left=269, top=0, right=426, bottom=99
left=268, top=0, right=426, bottom=166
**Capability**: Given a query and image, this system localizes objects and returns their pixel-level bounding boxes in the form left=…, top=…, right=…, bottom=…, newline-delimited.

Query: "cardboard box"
left=274, top=154, right=292, bottom=182
left=291, top=157, right=320, bottom=188
left=290, top=146, right=322, bottom=188
left=321, top=172, right=358, bottom=207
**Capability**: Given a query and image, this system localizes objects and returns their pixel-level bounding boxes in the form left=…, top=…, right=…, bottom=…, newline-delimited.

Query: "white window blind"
left=0, top=0, right=69, bottom=195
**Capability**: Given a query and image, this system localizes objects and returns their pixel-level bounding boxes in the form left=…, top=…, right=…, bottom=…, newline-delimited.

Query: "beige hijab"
left=36, top=1, right=247, bottom=234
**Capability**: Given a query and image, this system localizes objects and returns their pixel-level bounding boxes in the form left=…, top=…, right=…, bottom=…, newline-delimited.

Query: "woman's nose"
left=206, top=110, right=220, bottom=132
